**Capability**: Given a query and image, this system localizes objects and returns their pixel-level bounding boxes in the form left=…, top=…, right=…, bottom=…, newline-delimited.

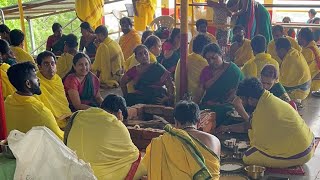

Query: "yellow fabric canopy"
left=234, top=39, right=254, bottom=67
left=119, top=30, right=141, bottom=60
left=56, top=53, right=74, bottom=79
left=75, top=0, right=104, bottom=29
left=0, top=63, right=15, bottom=99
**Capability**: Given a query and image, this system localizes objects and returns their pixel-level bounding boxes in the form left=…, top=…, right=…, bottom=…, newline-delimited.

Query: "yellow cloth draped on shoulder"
left=119, top=30, right=141, bottom=60
left=35, top=72, right=72, bottom=128
left=267, top=36, right=301, bottom=64
left=279, top=48, right=311, bottom=100
left=10, top=46, right=35, bottom=64
left=234, top=39, right=254, bottom=67
left=241, top=53, right=279, bottom=78
left=0, top=63, right=15, bottom=99
left=134, top=0, right=157, bottom=31
left=5, top=93, right=63, bottom=140
left=189, top=33, right=217, bottom=53
left=175, top=53, right=208, bottom=102
left=243, top=91, right=314, bottom=168
left=301, top=41, right=320, bottom=91
left=66, top=108, right=142, bottom=179
left=75, top=0, right=104, bottom=29
left=141, top=124, right=220, bottom=180
left=93, top=37, right=124, bottom=87
left=56, top=53, right=74, bottom=79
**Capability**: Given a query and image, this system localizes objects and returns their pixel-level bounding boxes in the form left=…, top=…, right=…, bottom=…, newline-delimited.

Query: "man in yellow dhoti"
left=176, top=34, right=211, bottom=101
left=267, top=25, right=301, bottom=64
left=119, top=17, right=141, bottom=60
left=189, top=19, right=217, bottom=54
left=232, top=78, right=314, bottom=168
left=229, top=26, right=254, bottom=67
left=65, top=95, right=144, bottom=179
left=75, top=0, right=104, bottom=29
left=93, top=25, right=124, bottom=88
left=9, top=29, right=35, bottom=64
left=56, top=34, right=78, bottom=79
left=276, top=37, right=311, bottom=102
left=242, top=35, right=279, bottom=78
left=298, top=28, right=320, bottom=93
left=5, top=62, right=63, bottom=140
left=140, top=101, right=220, bottom=179
left=133, top=0, right=157, bottom=31
left=35, top=51, right=72, bottom=129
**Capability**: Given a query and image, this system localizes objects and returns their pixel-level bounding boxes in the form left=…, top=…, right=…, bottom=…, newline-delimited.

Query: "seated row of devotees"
left=3, top=60, right=316, bottom=179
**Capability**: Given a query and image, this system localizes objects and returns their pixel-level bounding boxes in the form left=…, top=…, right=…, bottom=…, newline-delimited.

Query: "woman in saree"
left=158, top=28, right=181, bottom=75
left=46, top=23, right=66, bottom=56
left=64, top=52, right=103, bottom=111
left=227, top=0, right=272, bottom=43
left=120, top=45, right=175, bottom=106
left=194, top=43, right=244, bottom=127
left=0, top=39, right=16, bottom=65
left=64, top=94, right=144, bottom=179
left=79, top=22, right=97, bottom=60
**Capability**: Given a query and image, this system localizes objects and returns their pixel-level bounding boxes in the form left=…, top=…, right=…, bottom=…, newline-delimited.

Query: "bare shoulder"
left=189, top=130, right=221, bottom=155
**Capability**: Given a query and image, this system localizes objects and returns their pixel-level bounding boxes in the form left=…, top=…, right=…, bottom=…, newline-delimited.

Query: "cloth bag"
left=7, top=126, right=97, bottom=180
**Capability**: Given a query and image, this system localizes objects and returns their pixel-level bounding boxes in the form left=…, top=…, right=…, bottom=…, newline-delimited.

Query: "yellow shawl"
left=267, top=36, right=301, bottom=64
left=75, top=0, right=104, bottom=29
left=241, top=53, right=279, bottom=78
left=119, top=29, right=141, bottom=60
left=5, top=93, right=63, bottom=140
left=189, top=33, right=217, bottom=53
left=56, top=53, right=74, bottom=79
left=279, top=48, right=311, bottom=88
left=93, top=37, right=124, bottom=87
left=10, top=46, right=35, bottom=64
left=301, top=41, right=320, bottom=79
left=142, top=124, right=220, bottom=180
left=249, top=91, right=314, bottom=157
left=35, top=72, right=72, bottom=128
left=0, top=63, right=15, bottom=99
left=67, top=108, right=140, bottom=179
left=234, top=39, right=254, bottom=67
left=175, top=53, right=208, bottom=102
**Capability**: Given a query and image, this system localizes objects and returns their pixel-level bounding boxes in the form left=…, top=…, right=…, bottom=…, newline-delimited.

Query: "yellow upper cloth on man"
left=267, top=36, right=301, bottom=64
left=75, top=0, right=104, bottom=29
left=141, top=124, right=220, bottom=180
left=0, top=63, right=15, bottom=99
left=5, top=93, right=63, bottom=140
left=175, top=53, right=208, bottom=102
left=241, top=53, right=279, bottom=78
left=279, top=48, right=311, bottom=100
left=233, top=39, right=254, bottom=67
left=10, top=46, right=35, bottom=64
left=56, top=53, right=74, bottom=79
left=93, top=37, right=124, bottom=87
left=189, top=33, right=217, bottom=53
left=67, top=108, right=142, bottom=179
left=35, top=72, right=72, bottom=128
left=244, top=91, right=314, bottom=168
left=119, top=29, right=141, bottom=60
left=134, top=0, right=157, bottom=31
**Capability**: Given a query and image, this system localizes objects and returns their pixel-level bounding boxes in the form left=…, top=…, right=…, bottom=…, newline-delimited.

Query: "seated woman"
left=140, top=101, right=220, bottom=179
left=63, top=52, right=103, bottom=111
left=120, top=45, right=175, bottom=106
left=64, top=94, right=144, bottom=179
left=158, top=28, right=181, bottom=75
left=79, top=22, right=97, bottom=60
left=0, top=39, right=16, bottom=65
left=194, top=43, right=244, bottom=127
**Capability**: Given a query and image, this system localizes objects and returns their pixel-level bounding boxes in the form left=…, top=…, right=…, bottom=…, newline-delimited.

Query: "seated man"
left=0, top=24, right=11, bottom=44
left=35, top=51, right=72, bottom=129
left=93, top=25, right=124, bottom=88
left=56, top=33, right=78, bottom=79
left=9, top=29, right=35, bottom=64
left=276, top=37, right=311, bottom=102
left=140, top=101, right=220, bottom=179
left=119, top=17, right=141, bottom=60
left=46, top=23, right=66, bottom=56
left=64, top=94, right=144, bottom=179
left=267, top=25, right=301, bottom=64
left=242, top=35, right=279, bottom=78
left=189, top=19, right=217, bottom=53
left=233, top=78, right=314, bottom=168
left=176, top=34, right=212, bottom=102
left=229, top=25, right=254, bottom=67
left=5, top=62, right=63, bottom=140
left=297, top=28, right=320, bottom=92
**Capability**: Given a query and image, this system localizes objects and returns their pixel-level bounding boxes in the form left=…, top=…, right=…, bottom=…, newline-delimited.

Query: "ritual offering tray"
left=223, top=138, right=250, bottom=150
left=220, top=161, right=244, bottom=172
